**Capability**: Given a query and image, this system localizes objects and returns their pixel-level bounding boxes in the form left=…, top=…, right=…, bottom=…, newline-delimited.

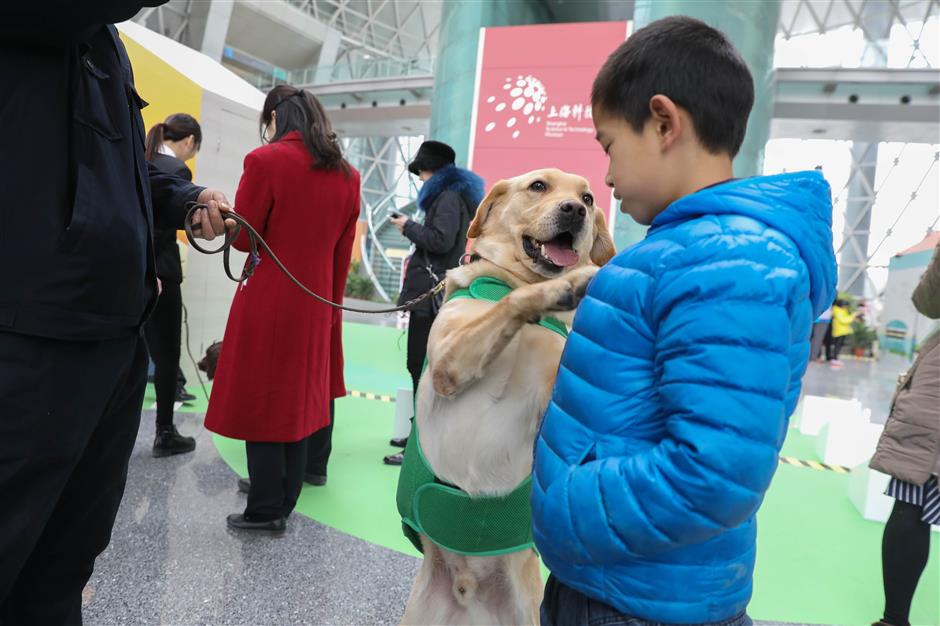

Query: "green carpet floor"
left=208, top=322, right=939, bottom=626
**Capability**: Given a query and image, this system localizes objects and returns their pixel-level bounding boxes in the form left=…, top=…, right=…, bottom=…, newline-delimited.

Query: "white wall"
left=879, top=249, right=938, bottom=358
left=180, top=91, right=260, bottom=383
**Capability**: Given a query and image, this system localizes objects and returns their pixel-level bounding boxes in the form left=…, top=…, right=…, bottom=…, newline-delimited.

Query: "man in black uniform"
left=0, top=3, right=233, bottom=622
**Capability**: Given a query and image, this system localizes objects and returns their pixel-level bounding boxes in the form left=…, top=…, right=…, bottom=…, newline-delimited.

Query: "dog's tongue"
left=542, top=242, right=579, bottom=267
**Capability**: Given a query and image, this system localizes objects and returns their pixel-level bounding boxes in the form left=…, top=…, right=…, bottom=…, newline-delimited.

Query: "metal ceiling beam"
left=299, top=74, right=434, bottom=96
left=772, top=66, right=940, bottom=142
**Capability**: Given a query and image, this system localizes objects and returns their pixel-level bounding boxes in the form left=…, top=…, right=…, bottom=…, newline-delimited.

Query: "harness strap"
left=448, top=276, right=568, bottom=339
left=396, top=276, right=566, bottom=556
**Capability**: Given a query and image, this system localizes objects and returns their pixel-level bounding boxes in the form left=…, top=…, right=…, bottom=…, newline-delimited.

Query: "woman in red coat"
left=205, top=85, right=360, bottom=533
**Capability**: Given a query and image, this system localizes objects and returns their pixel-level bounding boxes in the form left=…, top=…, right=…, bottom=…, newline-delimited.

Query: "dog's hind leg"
left=401, top=540, right=467, bottom=626
left=506, top=550, right=543, bottom=625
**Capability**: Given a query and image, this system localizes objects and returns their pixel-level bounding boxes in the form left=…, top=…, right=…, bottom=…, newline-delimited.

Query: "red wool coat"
left=204, top=132, right=360, bottom=442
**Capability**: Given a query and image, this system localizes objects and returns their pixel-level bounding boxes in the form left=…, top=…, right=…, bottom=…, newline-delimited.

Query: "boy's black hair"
left=592, top=16, right=754, bottom=157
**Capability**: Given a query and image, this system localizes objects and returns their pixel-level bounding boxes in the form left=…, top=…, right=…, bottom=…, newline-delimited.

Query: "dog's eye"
left=582, top=193, right=594, bottom=206
left=529, top=180, right=547, bottom=192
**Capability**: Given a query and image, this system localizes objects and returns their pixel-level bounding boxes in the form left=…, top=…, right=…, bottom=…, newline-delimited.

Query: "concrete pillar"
left=429, top=1, right=553, bottom=166
left=613, top=0, right=782, bottom=249
left=314, top=28, right=343, bottom=85
left=199, top=1, right=234, bottom=62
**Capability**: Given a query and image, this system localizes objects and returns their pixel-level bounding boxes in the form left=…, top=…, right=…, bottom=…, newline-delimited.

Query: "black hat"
left=408, top=140, right=456, bottom=176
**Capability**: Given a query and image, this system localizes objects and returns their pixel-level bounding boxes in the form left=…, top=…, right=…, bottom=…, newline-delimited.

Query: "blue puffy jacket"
left=532, top=172, right=836, bottom=623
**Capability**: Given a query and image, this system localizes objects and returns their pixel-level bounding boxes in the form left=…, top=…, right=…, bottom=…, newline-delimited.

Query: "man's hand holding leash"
left=189, top=188, right=236, bottom=240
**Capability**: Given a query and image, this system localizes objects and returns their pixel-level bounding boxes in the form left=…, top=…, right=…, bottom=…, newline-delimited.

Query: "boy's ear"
left=649, top=94, right=682, bottom=151
left=468, top=180, right=510, bottom=239
left=590, top=208, right=616, bottom=266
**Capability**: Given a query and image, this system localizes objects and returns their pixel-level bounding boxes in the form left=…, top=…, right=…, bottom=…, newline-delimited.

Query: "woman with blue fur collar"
left=384, top=140, right=484, bottom=465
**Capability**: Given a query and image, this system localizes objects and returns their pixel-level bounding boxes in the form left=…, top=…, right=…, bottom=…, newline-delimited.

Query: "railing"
left=247, top=56, right=434, bottom=91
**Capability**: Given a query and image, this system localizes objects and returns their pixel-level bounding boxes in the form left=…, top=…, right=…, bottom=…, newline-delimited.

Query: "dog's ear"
left=468, top=180, right=510, bottom=239
left=590, top=208, right=616, bottom=266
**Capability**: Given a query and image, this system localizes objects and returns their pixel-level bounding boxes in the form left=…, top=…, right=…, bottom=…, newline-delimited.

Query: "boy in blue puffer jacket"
left=532, top=16, right=837, bottom=626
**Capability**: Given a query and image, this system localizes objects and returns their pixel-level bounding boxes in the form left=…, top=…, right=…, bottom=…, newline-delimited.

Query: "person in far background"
left=382, top=140, right=484, bottom=466
left=144, top=113, right=202, bottom=457
left=827, top=297, right=860, bottom=368
left=810, top=305, right=832, bottom=362
left=869, top=241, right=940, bottom=626
left=147, top=114, right=200, bottom=404
left=205, top=85, right=360, bottom=533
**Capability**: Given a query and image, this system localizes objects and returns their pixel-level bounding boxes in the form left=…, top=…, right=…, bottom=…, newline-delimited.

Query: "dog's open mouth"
left=522, top=231, right=579, bottom=270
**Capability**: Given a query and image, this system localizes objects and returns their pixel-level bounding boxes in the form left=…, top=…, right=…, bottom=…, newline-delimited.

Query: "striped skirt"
left=886, top=475, right=940, bottom=525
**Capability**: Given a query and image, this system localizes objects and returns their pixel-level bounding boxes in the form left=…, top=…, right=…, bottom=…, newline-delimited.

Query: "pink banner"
left=468, top=21, right=630, bottom=223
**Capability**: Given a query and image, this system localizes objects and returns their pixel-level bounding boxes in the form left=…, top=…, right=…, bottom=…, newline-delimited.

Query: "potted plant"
left=344, top=261, right=376, bottom=301
left=849, top=320, right=877, bottom=358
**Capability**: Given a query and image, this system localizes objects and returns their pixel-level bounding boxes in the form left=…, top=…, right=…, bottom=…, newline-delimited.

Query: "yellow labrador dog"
left=400, top=169, right=615, bottom=625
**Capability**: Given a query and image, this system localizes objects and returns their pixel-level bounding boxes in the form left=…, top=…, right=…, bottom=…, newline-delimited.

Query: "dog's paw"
left=510, top=266, right=599, bottom=318
left=565, top=265, right=600, bottom=297
left=545, top=266, right=599, bottom=312
left=431, top=367, right=459, bottom=397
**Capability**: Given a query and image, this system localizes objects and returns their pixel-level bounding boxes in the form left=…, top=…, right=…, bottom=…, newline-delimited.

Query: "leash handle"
left=183, top=202, right=445, bottom=315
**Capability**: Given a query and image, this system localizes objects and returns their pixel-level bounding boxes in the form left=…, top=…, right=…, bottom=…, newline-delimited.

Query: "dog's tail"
left=451, top=571, right=477, bottom=607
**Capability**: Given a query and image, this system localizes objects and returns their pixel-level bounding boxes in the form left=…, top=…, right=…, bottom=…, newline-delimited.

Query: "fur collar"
left=417, top=165, right=485, bottom=214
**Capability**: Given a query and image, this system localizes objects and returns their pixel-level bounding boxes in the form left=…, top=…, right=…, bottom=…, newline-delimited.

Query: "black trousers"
left=541, top=574, right=749, bottom=626
left=0, top=332, right=146, bottom=624
left=245, top=440, right=306, bottom=521
left=810, top=321, right=829, bottom=361
left=306, top=399, right=335, bottom=477
left=882, top=499, right=932, bottom=626
left=406, top=312, right=435, bottom=396
left=143, top=280, right=182, bottom=428
left=826, top=334, right=846, bottom=361
left=245, top=400, right=335, bottom=521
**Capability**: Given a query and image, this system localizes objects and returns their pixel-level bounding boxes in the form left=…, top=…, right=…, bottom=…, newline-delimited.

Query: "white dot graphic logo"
left=482, top=74, right=548, bottom=140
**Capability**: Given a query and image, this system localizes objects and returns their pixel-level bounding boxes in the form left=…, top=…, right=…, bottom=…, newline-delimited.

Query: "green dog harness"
left=396, top=276, right=568, bottom=556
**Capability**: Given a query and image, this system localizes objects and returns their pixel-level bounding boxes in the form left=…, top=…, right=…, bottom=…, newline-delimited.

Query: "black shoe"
left=176, top=388, right=197, bottom=403
left=304, top=473, right=327, bottom=486
left=237, top=478, right=251, bottom=494
left=389, top=437, right=408, bottom=448
left=153, top=426, right=196, bottom=458
left=383, top=453, right=404, bottom=466
left=226, top=513, right=286, bottom=534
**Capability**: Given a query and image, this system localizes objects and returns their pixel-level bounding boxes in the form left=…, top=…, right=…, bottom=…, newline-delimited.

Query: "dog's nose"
left=559, top=201, right=587, bottom=217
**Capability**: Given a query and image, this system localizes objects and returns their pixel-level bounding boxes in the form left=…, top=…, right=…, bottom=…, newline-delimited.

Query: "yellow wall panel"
left=119, top=33, right=203, bottom=178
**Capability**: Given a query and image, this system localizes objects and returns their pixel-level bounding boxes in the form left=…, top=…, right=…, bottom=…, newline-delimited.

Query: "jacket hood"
left=651, top=170, right=837, bottom=316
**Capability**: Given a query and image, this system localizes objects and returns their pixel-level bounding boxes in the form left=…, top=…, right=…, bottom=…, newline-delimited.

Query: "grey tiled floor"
left=801, top=352, right=911, bottom=424
left=83, top=410, right=418, bottom=626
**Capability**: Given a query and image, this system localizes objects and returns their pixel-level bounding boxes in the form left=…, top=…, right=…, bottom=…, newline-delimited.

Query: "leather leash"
left=183, top=202, right=446, bottom=314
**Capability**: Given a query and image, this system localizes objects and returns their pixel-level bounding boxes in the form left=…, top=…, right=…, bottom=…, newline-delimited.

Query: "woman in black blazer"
left=144, top=113, right=202, bottom=457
